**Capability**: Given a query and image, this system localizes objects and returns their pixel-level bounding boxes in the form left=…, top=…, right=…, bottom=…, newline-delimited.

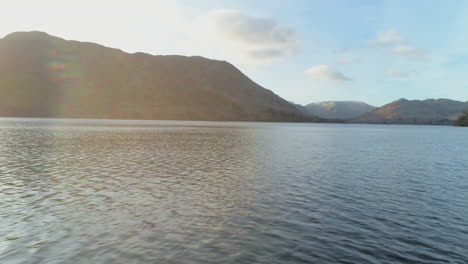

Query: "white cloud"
left=369, top=30, right=429, bottom=62
left=191, top=9, right=299, bottom=67
left=387, top=69, right=416, bottom=79
left=305, top=65, right=351, bottom=82
left=389, top=45, right=426, bottom=61
left=249, top=48, right=291, bottom=59
left=338, top=56, right=361, bottom=65
left=373, top=29, right=405, bottom=46
left=213, top=10, right=298, bottom=51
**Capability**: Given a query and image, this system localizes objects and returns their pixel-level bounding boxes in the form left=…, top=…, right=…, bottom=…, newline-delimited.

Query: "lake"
left=0, top=118, right=467, bottom=263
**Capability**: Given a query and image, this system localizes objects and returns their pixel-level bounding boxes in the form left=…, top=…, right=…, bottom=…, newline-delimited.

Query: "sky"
left=1, top=0, right=468, bottom=106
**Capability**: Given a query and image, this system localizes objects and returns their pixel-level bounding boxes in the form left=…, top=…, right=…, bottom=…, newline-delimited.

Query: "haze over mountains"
left=0, top=31, right=321, bottom=122
left=305, top=101, right=375, bottom=120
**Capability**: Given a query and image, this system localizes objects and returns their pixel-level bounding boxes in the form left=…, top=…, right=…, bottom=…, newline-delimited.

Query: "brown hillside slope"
left=354, top=98, right=468, bottom=125
left=0, top=31, right=319, bottom=122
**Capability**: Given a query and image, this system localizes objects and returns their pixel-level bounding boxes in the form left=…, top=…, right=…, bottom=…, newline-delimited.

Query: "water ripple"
left=1, top=119, right=467, bottom=263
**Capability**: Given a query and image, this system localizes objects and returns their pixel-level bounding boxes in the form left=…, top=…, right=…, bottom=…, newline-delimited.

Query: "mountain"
left=304, top=101, right=375, bottom=119
left=354, top=98, right=468, bottom=125
left=0, top=31, right=321, bottom=122
left=454, top=110, right=468, bottom=126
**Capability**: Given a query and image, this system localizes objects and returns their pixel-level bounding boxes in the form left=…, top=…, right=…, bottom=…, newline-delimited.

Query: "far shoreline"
left=0, top=116, right=459, bottom=127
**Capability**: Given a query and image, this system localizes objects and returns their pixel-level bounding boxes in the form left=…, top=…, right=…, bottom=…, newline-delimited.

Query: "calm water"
left=1, top=118, right=467, bottom=264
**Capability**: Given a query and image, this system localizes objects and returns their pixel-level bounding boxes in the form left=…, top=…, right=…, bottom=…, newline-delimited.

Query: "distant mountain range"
left=304, top=101, right=375, bottom=119
left=1, top=31, right=467, bottom=125
left=353, top=98, right=468, bottom=125
left=304, top=99, right=468, bottom=125
left=0, top=31, right=322, bottom=122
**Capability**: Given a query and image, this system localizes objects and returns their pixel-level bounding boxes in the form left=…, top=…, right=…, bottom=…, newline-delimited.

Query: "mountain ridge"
left=353, top=98, right=468, bottom=125
left=2, top=32, right=467, bottom=125
left=305, top=101, right=375, bottom=119
left=0, top=31, right=322, bottom=122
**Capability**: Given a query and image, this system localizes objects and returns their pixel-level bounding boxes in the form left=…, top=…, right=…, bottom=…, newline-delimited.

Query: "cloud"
left=387, top=69, right=416, bottom=79
left=389, top=45, right=426, bottom=61
left=369, top=30, right=429, bottom=62
left=305, top=65, right=351, bottom=82
left=249, top=48, right=290, bottom=59
left=373, top=29, right=405, bottom=46
left=338, top=56, right=361, bottom=65
left=213, top=10, right=297, bottom=48
left=193, top=9, right=299, bottom=63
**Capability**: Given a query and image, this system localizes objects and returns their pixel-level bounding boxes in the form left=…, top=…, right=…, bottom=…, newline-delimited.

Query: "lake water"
left=1, top=118, right=467, bottom=264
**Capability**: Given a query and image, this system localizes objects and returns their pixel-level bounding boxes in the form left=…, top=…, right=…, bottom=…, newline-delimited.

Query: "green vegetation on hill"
left=454, top=110, right=468, bottom=126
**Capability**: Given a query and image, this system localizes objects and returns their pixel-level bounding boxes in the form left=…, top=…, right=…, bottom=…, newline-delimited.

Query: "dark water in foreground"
left=1, top=118, right=467, bottom=264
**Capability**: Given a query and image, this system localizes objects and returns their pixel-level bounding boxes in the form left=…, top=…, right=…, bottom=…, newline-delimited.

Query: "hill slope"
left=305, top=101, right=375, bottom=119
left=0, top=31, right=320, bottom=122
left=454, top=110, right=468, bottom=126
left=354, top=98, right=468, bottom=125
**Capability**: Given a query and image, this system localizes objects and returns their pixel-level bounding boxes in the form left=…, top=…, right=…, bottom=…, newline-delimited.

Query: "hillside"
left=454, top=110, right=468, bottom=126
left=305, top=101, right=375, bottom=119
left=354, top=98, right=468, bottom=125
left=0, top=31, right=321, bottom=122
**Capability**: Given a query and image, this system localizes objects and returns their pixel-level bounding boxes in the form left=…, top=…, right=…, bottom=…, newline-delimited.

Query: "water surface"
left=1, top=118, right=467, bottom=263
